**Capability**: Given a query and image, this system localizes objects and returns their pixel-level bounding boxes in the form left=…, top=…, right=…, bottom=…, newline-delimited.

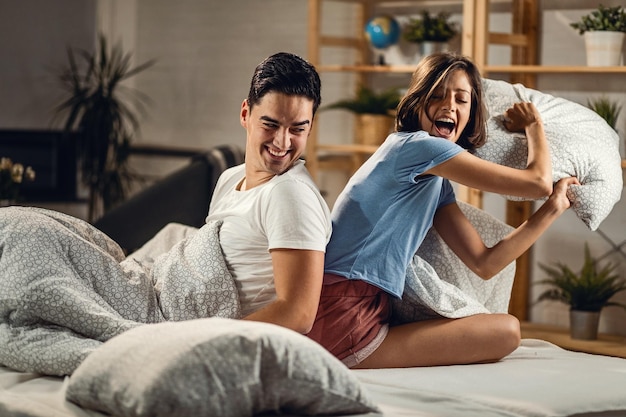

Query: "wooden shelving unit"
left=306, top=0, right=626, bottom=320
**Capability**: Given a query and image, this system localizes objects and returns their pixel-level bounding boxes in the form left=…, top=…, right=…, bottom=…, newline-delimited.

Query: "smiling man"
left=205, top=52, right=331, bottom=334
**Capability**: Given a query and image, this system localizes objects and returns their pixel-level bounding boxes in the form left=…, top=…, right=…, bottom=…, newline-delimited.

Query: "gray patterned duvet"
left=0, top=206, right=240, bottom=376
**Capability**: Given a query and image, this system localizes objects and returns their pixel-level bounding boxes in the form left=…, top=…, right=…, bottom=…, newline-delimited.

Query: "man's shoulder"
left=219, top=163, right=245, bottom=181
left=278, top=160, right=318, bottom=187
left=223, top=163, right=245, bottom=176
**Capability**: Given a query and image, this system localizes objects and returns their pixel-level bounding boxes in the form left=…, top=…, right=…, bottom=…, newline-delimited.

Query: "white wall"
left=132, top=0, right=313, bottom=150
left=0, top=0, right=96, bottom=129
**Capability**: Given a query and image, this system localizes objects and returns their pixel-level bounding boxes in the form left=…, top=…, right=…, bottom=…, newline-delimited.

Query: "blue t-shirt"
left=324, top=131, right=465, bottom=298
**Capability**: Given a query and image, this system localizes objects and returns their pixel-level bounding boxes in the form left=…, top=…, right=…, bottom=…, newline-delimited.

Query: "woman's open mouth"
left=434, top=118, right=455, bottom=138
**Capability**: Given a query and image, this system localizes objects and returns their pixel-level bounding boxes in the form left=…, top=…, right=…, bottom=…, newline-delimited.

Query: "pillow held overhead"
left=476, top=78, right=623, bottom=231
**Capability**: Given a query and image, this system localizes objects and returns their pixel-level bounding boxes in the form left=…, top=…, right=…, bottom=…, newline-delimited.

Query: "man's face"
left=241, top=92, right=314, bottom=185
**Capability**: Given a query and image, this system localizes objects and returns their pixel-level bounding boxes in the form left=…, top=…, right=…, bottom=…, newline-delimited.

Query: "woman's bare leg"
left=353, top=313, right=520, bottom=369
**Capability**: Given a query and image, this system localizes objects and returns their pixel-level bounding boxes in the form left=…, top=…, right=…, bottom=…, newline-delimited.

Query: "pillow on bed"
left=475, top=78, right=623, bottom=231
left=66, top=318, right=379, bottom=417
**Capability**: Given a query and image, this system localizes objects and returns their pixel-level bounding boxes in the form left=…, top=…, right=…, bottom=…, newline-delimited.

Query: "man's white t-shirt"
left=207, top=160, right=331, bottom=316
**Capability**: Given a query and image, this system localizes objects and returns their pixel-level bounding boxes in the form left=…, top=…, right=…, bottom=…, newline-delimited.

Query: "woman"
left=306, top=52, right=579, bottom=368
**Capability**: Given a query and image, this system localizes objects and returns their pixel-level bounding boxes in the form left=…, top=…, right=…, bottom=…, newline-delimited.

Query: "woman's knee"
left=494, top=314, right=521, bottom=357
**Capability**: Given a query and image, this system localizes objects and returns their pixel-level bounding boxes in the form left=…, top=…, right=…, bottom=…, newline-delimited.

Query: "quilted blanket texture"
left=0, top=207, right=240, bottom=376
left=0, top=202, right=514, bottom=377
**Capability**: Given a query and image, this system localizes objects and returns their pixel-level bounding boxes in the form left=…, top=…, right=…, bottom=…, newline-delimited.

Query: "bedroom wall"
left=0, top=0, right=96, bottom=129
left=0, top=0, right=625, bottom=334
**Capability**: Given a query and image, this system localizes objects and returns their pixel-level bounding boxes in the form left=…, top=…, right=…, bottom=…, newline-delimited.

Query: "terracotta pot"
left=354, top=114, right=394, bottom=146
left=569, top=310, right=601, bottom=340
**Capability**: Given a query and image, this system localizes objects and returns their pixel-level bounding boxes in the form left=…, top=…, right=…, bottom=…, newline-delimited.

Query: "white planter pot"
left=419, top=41, right=449, bottom=59
left=583, top=31, right=625, bottom=67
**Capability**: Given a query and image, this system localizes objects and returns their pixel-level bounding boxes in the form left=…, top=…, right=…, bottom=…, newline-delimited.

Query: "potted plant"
left=403, top=10, right=458, bottom=58
left=570, top=5, right=626, bottom=66
left=324, top=85, right=401, bottom=147
left=52, top=34, right=155, bottom=222
left=536, top=243, right=626, bottom=340
left=588, top=97, right=622, bottom=131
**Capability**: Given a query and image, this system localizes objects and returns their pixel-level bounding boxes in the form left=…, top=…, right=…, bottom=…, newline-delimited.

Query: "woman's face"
left=419, top=69, right=472, bottom=143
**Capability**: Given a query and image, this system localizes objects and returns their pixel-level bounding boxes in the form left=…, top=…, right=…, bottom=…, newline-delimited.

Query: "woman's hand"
left=503, top=102, right=542, bottom=133
left=546, top=176, right=581, bottom=214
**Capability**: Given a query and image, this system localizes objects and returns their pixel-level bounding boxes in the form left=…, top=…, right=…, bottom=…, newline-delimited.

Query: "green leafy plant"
left=570, top=4, right=626, bottom=34
left=588, top=97, right=622, bottom=131
left=403, top=11, right=458, bottom=43
left=324, top=85, right=401, bottom=115
left=536, top=243, right=626, bottom=312
left=53, top=34, right=155, bottom=222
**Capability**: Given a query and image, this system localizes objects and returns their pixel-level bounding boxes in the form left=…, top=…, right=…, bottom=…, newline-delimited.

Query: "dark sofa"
left=93, top=145, right=244, bottom=253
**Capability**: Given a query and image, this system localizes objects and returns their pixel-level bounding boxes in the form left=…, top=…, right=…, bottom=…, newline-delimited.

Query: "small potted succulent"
left=536, top=243, right=626, bottom=340
left=570, top=5, right=626, bottom=66
left=403, top=10, right=458, bottom=58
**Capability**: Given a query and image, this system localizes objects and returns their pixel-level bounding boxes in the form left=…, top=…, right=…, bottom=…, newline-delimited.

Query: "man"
left=206, top=52, right=331, bottom=334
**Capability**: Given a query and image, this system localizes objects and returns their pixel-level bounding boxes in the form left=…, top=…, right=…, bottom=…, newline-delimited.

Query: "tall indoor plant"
left=53, top=34, right=155, bottom=222
left=570, top=5, right=626, bottom=66
left=536, top=243, right=626, bottom=340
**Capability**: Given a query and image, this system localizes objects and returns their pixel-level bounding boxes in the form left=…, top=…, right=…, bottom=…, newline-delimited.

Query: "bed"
left=1, top=82, right=625, bottom=417
left=2, top=332, right=626, bottom=417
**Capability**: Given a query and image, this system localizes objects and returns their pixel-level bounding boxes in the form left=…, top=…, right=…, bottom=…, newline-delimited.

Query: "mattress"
left=2, top=339, right=625, bottom=417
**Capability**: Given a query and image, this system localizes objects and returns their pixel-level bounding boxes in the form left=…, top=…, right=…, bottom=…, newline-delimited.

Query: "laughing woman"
left=306, top=52, right=579, bottom=369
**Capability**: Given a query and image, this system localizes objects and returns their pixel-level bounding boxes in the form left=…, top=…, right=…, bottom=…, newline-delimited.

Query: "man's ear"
left=240, top=99, right=249, bottom=128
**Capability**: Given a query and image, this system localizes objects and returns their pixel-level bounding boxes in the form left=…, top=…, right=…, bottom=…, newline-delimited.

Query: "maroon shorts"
left=306, top=274, right=391, bottom=368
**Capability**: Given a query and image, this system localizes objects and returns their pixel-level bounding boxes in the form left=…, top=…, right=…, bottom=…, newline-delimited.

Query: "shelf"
left=316, top=0, right=466, bottom=5
left=318, top=64, right=626, bottom=74
left=485, top=65, right=626, bottom=74
left=317, top=143, right=380, bottom=154
left=521, top=321, right=626, bottom=359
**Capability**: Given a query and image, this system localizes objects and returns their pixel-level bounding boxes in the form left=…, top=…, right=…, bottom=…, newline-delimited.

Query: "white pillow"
left=66, top=318, right=379, bottom=417
left=476, top=78, right=623, bottom=231
left=392, top=201, right=515, bottom=322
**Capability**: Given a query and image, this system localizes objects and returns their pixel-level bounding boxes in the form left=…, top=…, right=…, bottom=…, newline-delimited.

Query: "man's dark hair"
left=247, top=52, right=322, bottom=115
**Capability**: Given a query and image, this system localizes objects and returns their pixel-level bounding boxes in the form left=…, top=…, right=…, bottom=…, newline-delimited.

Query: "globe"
left=364, top=15, right=400, bottom=50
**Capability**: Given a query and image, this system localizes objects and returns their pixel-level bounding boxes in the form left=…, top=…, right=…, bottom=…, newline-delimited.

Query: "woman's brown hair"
left=395, top=52, right=487, bottom=150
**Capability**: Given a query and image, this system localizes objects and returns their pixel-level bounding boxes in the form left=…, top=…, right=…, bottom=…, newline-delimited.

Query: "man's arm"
left=242, top=248, right=324, bottom=334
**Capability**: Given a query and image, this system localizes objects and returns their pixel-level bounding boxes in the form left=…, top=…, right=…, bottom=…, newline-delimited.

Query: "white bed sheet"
left=2, top=339, right=625, bottom=417
left=356, top=339, right=626, bottom=417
